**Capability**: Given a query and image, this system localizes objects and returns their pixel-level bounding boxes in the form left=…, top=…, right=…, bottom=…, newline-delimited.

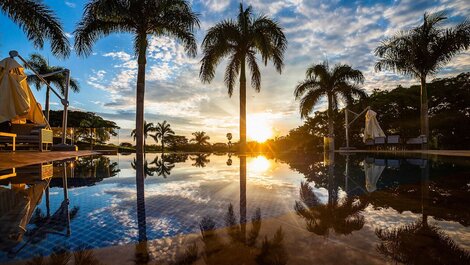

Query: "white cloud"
left=64, top=1, right=76, bottom=8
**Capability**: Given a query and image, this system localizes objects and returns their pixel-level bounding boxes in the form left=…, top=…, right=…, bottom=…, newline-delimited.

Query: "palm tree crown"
left=74, top=0, right=199, bottom=155
left=26, top=54, right=80, bottom=94
left=0, top=0, right=70, bottom=57
left=153, top=120, right=175, bottom=152
left=200, top=3, right=287, bottom=153
left=131, top=121, right=155, bottom=145
left=191, top=131, right=210, bottom=146
left=294, top=61, right=366, bottom=149
left=375, top=12, right=470, bottom=141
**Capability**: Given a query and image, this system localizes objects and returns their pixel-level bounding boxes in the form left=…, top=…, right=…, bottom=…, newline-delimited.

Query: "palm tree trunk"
left=239, top=56, right=247, bottom=154
left=162, top=138, right=164, bottom=153
left=90, top=128, right=93, bottom=150
left=135, top=35, right=148, bottom=155
left=327, top=93, right=335, bottom=151
left=420, top=76, right=429, bottom=149
left=45, top=85, right=50, bottom=122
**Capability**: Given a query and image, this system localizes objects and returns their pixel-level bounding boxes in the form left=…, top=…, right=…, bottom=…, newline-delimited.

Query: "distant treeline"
left=268, top=72, right=470, bottom=152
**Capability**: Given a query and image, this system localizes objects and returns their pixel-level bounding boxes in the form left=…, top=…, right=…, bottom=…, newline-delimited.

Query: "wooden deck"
left=337, top=149, right=470, bottom=157
left=0, top=151, right=98, bottom=170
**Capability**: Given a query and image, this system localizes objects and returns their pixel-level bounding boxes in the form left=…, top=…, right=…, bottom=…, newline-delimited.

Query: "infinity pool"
left=0, top=153, right=469, bottom=264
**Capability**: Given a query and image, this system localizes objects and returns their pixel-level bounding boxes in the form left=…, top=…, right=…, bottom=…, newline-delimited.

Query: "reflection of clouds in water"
left=435, top=219, right=470, bottom=251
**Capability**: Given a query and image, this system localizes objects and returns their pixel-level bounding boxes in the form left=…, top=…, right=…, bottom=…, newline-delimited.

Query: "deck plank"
left=0, top=151, right=99, bottom=170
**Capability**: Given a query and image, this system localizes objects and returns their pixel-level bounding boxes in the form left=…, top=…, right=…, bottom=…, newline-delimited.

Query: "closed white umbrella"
left=0, top=57, right=47, bottom=125
left=363, top=110, right=385, bottom=143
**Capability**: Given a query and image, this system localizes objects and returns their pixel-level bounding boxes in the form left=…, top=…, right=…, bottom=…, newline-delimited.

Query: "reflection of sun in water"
left=248, top=156, right=271, bottom=173
left=247, top=114, right=273, bottom=142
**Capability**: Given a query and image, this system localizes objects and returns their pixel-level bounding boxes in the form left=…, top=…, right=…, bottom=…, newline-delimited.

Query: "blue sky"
left=0, top=0, right=469, bottom=143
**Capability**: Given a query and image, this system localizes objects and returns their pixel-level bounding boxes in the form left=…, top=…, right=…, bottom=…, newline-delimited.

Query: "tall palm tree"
left=191, top=131, right=210, bottom=146
left=200, top=3, right=287, bottom=153
left=0, top=1, right=70, bottom=58
left=375, top=12, right=470, bottom=144
left=294, top=61, right=366, bottom=150
left=153, top=120, right=174, bottom=152
left=131, top=121, right=155, bottom=148
left=74, top=0, right=199, bottom=155
left=26, top=53, right=80, bottom=120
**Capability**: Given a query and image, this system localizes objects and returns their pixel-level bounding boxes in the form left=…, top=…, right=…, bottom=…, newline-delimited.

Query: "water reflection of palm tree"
left=176, top=205, right=287, bottom=265
left=295, top=181, right=367, bottom=236
left=25, top=248, right=103, bottom=265
left=375, top=162, right=470, bottom=264
left=134, top=152, right=149, bottom=264
left=190, top=154, right=210, bottom=168
left=131, top=158, right=155, bottom=178
left=150, top=155, right=175, bottom=178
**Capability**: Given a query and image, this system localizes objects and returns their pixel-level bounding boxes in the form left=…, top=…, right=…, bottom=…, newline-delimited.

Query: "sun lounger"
left=374, top=137, right=386, bottom=149
left=0, top=124, right=53, bottom=151
left=387, top=135, right=401, bottom=150
left=0, top=132, right=16, bottom=151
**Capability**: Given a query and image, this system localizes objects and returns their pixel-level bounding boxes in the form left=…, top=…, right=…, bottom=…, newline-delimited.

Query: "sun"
left=247, top=114, right=273, bottom=142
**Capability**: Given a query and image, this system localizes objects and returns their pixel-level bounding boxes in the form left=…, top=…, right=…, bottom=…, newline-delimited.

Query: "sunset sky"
left=0, top=0, right=469, bottom=143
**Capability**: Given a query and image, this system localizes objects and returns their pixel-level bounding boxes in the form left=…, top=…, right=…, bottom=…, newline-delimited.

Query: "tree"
left=200, top=3, right=287, bottom=153
left=74, top=0, right=199, bottom=155
left=0, top=0, right=70, bottom=58
left=375, top=12, right=470, bottom=145
left=131, top=121, right=155, bottom=148
left=79, top=113, right=118, bottom=149
left=191, top=131, right=210, bottom=146
left=165, top=135, right=188, bottom=150
left=153, top=120, right=174, bottom=152
left=294, top=61, right=366, bottom=150
left=226, top=132, right=233, bottom=150
left=25, top=53, right=80, bottom=120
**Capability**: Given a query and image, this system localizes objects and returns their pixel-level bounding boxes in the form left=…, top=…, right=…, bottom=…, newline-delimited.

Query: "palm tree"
left=226, top=132, right=232, bottom=151
left=74, top=0, right=199, bottom=155
left=153, top=120, right=174, bottom=152
left=191, top=131, right=210, bottom=146
left=294, top=61, right=366, bottom=150
left=26, top=53, right=80, bottom=120
left=131, top=121, right=155, bottom=149
left=200, top=3, right=287, bottom=153
left=375, top=12, right=470, bottom=144
left=0, top=1, right=70, bottom=58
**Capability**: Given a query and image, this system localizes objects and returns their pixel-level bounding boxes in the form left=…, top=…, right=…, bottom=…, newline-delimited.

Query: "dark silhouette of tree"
left=200, top=3, right=287, bottom=153
left=150, top=155, right=175, bottom=178
left=294, top=61, right=366, bottom=150
left=375, top=12, right=470, bottom=143
left=131, top=158, right=155, bottom=178
left=131, top=121, right=155, bottom=149
left=190, top=131, right=210, bottom=146
left=190, top=153, right=210, bottom=168
left=0, top=1, right=70, bottom=58
left=294, top=181, right=367, bottom=236
left=75, top=0, right=199, bottom=155
left=153, top=121, right=175, bottom=152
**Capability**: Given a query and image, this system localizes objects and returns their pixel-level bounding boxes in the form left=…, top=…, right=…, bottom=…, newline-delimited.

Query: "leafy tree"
left=165, top=135, right=188, bottom=151
left=191, top=131, right=210, bottom=146
left=153, top=120, right=174, bottom=152
left=79, top=113, right=118, bottom=149
left=74, top=0, right=199, bottom=155
left=375, top=12, right=470, bottom=143
left=294, top=61, right=366, bottom=150
left=0, top=0, right=70, bottom=57
left=200, top=3, right=287, bottom=153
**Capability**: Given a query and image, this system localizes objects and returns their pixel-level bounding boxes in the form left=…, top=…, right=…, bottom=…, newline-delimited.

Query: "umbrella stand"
left=9, top=51, right=76, bottom=151
left=342, top=106, right=370, bottom=150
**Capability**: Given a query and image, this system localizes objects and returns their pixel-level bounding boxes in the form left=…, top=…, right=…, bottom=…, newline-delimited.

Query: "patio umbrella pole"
left=9, top=50, right=76, bottom=151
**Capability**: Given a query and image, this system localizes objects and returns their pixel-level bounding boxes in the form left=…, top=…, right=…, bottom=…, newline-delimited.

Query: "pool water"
left=0, top=153, right=469, bottom=264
